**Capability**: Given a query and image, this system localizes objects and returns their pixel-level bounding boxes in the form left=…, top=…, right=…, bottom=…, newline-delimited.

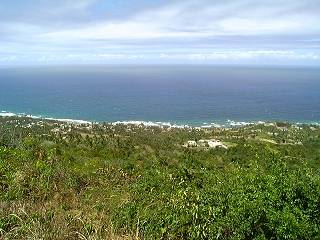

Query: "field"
left=0, top=116, right=320, bottom=239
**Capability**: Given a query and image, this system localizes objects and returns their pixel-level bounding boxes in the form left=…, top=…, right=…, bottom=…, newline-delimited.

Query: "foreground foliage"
left=0, top=116, right=320, bottom=239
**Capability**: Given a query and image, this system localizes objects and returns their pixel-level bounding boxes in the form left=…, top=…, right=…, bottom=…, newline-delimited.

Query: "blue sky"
left=0, top=0, right=320, bottom=65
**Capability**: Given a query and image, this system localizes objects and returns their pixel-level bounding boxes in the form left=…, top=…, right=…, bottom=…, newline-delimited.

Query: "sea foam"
left=0, top=111, right=91, bottom=125
left=2, top=111, right=314, bottom=129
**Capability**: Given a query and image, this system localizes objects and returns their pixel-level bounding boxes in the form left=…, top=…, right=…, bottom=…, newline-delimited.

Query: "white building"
left=207, top=139, right=228, bottom=149
left=187, top=141, right=197, bottom=147
left=186, top=139, right=228, bottom=149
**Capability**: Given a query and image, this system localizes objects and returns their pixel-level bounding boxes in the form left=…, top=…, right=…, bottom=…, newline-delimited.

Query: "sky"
left=0, top=0, right=320, bottom=65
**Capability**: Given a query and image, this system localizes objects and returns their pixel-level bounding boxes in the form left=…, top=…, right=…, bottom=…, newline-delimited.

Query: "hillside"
left=1, top=116, right=320, bottom=239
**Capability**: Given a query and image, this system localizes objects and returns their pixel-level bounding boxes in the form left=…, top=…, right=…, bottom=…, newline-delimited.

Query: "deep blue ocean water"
left=0, top=65, right=319, bottom=126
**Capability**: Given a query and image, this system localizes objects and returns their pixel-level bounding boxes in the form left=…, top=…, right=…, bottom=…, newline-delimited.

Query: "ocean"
left=0, top=65, right=319, bottom=126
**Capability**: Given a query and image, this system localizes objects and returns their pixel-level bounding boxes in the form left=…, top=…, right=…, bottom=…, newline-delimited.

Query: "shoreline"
left=1, top=110, right=319, bottom=129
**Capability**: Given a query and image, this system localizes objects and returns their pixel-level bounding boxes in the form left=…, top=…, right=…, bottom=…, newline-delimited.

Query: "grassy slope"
left=0, top=117, right=320, bottom=239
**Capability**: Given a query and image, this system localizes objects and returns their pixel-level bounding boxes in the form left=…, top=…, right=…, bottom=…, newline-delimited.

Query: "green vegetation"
left=0, top=116, right=320, bottom=239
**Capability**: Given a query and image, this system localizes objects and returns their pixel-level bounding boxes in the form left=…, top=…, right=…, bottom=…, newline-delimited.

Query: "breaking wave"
left=1, top=110, right=318, bottom=128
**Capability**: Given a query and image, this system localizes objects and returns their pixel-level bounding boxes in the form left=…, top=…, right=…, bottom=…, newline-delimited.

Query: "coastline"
left=1, top=110, right=319, bottom=129
left=0, top=111, right=91, bottom=125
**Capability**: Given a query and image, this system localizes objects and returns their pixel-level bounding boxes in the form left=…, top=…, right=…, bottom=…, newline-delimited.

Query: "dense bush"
left=113, top=157, right=320, bottom=239
left=0, top=117, right=320, bottom=239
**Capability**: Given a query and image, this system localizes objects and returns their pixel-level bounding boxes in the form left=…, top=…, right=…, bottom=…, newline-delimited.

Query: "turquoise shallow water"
left=0, top=65, right=320, bottom=126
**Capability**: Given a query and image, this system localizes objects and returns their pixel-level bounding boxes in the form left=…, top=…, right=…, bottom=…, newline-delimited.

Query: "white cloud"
left=0, top=0, right=320, bottom=65
left=31, top=0, right=320, bottom=46
left=185, top=50, right=320, bottom=60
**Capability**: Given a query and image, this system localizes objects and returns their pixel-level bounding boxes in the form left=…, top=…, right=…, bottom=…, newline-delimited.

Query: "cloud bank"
left=0, top=0, right=319, bottom=65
